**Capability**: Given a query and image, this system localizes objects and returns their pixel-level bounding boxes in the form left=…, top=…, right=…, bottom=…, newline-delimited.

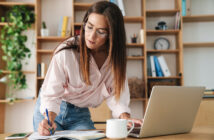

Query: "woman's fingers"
left=51, top=120, right=57, bottom=134
left=133, top=119, right=143, bottom=126
left=38, top=119, right=56, bottom=136
left=128, top=122, right=134, bottom=128
left=127, top=118, right=143, bottom=128
left=38, top=120, right=50, bottom=136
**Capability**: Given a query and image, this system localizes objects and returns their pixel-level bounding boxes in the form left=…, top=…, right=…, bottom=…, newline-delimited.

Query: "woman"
left=33, top=1, right=142, bottom=136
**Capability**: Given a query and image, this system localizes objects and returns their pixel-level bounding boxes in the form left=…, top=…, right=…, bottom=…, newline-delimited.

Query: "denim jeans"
left=33, top=95, right=95, bottom=131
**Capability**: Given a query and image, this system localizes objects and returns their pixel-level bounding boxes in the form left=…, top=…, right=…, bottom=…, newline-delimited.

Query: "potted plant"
left=0, top=5, right=35, bottom=100
left=41, top=21, right=49, bottom=36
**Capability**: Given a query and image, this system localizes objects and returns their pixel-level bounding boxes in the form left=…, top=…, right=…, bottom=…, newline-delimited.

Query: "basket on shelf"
left=128, top=77, right=145, bottom=98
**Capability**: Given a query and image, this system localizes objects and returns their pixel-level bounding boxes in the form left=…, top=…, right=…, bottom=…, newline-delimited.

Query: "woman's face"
left=84, top=13, right=109, bottom=52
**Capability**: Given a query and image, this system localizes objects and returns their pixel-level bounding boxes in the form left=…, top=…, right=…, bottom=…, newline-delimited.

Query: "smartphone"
left=5, top=133, right=29, bottom=139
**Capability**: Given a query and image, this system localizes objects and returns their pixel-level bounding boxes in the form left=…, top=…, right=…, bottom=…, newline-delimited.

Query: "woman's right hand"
left=38, top=119, right=57, bottom=136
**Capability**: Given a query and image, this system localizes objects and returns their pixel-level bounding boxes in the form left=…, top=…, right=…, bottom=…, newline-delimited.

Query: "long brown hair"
left=81, top=1, right=127, bottom=100
left=57, top=1, right=127, bottom=100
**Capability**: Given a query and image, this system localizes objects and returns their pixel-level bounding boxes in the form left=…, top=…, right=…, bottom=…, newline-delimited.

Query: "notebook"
left=129, top=86, right=205, bottom=138
left=28, top=130, right=105, bottom=140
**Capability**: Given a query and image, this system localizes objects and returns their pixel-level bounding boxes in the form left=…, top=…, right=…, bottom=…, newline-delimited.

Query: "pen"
left=45, top=108, right=53, bottom=135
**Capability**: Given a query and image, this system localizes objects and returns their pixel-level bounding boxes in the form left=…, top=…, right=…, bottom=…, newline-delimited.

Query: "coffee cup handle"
left=127, top=120, right=135, bottom=134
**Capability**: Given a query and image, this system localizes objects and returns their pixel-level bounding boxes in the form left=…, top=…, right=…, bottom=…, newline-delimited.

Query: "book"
left=147, top=56, right=152, bottom=76
left=117, top=0, right=125, bottom=16
left=66, top=17, right=72, bottom=36
left=175, top=12, right=180, bottom=29
left=178, top=12, right=181, bottom=29
left=139, top=29, right=144, bottom=44
left=157, top=55, right=171, bottom=77
left=57, top=16, right=63, bottom=37
left=37, top=63, right=41, bottom=77
left=61, top=16, right=68, bottom=37
left=154, top=56, right=163, bottom=77
left=182, top=0, right=186, bottom=16
left=203, top=94, right=214, bottom=98
left=150, top=55, right=156, bottom=77
left=41, top=62, right=46, bottom=78
left=28, top=130, right=105, bottom=140
left=204, top=89, right=214, bottom=95
left=175, top=12, right=178, bottom=29
left=203, top=90, right=214, bottom=98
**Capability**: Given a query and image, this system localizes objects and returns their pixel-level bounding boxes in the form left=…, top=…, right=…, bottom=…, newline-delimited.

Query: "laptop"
left=129, top=86, right=205, bottom=138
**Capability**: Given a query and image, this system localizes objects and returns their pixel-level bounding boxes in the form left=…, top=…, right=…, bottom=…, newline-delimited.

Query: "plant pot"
left=41, top=29, right=49, bottom=36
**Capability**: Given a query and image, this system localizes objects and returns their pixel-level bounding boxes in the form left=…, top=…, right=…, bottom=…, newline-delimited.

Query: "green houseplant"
left=0, top=5, right=35, bottom=100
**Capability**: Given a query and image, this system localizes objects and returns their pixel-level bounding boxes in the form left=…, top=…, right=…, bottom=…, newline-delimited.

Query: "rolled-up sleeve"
left=106, top=78, right=131, bottom=118
left=40, top=51, right=66, bottom=115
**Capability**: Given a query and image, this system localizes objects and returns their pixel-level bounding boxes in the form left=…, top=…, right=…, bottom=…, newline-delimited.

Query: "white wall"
left=183, top=47, right=214, bottom=89
left=183, top=0, right=214, bottom=89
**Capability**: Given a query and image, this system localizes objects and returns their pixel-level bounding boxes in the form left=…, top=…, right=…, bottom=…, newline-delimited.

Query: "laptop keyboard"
left=128, top=127, right=141, bottom=137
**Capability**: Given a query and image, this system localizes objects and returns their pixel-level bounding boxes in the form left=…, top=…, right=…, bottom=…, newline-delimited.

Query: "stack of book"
left=175, top=12, right=181, bottom=29
left=147, top=55, right=171, bottom=77
left=204, top=89, right=214, bottom=98
left=57, top=16, right=72, bottom=37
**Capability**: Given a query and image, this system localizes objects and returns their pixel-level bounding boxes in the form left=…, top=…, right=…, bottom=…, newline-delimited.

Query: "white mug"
left=106, top=119, right=135, bottom=139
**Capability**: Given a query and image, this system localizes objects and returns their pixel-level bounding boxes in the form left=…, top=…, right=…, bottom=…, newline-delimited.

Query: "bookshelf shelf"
left=147, top=50, right=179, bottom=53
left=126, top=43, right=144, bottom=48
left=37, top=36, right=67, bottom=42
left=183, top=42, right=214, bottom=47
left=124, top=16, right=144, bottom=23
left=183, top=15, right=214, bottom=22
left=146, top=9, right=179, bottom=17
left=74, top=3, right=92, bottom=10
left=146, top=30, right=179, bottom=35
left=37, top=77, right=44, bottom=80
left=0, top=2, right=35, bottom=7
left=1, top=70, right=35, bottom=74
left=37, top=49, right=53, bottom=54
left=127, top=56, right=144, bottom=60
left=147, top=76, right=181, bottom=79
left=74, top=22, right=82, bottom=26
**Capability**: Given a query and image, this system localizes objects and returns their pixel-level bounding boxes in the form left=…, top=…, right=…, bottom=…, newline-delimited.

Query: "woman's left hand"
left=119, top=113, right=143, bottom=128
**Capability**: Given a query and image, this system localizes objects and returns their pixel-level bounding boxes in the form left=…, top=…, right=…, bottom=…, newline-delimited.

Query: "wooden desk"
left=0, top=126, right=214, bottom=140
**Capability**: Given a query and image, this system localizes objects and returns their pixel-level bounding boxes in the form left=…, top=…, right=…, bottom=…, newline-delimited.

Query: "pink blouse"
left=40, top=37, right=131, bottom=118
